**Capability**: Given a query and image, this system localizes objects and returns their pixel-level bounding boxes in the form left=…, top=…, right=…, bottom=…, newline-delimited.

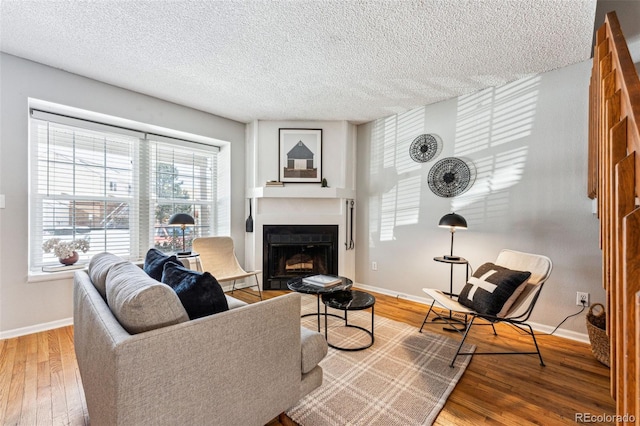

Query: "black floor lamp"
left=437, top=212, right=469, bottom=329
left=168, top=213, right=195, bottom=255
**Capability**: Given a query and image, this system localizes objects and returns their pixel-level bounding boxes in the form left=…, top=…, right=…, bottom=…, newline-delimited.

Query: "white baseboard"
left=355, top=281, right=432, bottom=305
left=353, top=281, right=590, bottom=344
left=527, top=321, right=590, bottom=344
left=0, top=317, right=73, bottom=340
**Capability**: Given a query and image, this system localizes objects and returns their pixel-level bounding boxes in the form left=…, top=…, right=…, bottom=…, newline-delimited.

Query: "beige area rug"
left=287, top=294, right=475, bottom=426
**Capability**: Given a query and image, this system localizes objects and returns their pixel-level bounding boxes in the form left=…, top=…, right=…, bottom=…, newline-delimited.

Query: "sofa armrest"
left=300, top=326, right=328, bottom=374
left=74, top=270, right=131, bottom=426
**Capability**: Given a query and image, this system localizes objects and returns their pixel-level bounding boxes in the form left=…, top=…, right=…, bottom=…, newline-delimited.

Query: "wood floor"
left=1, top=288, right=615, bottom=425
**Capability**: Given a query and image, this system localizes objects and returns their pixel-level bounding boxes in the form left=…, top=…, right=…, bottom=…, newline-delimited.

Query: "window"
left=148, top=136, right=218, bottom=253
left=29, top=108, right=224, bottom=271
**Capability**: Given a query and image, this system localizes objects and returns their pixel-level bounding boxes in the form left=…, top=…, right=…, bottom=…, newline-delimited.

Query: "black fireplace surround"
left=263, top=225, right=338, bottom=290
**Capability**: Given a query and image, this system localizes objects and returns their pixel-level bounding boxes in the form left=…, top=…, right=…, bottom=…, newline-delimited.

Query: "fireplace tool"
left=345, top=199, right=355, bottom=250
left=246, top=199, right=253, bottom=233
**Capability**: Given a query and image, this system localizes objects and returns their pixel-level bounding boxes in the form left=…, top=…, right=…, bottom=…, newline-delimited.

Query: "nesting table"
left=287, top=276, right=376, bottom=351
left=322, top=290, right=375, bottom=351
left=287, top=275, right=352, bottom=332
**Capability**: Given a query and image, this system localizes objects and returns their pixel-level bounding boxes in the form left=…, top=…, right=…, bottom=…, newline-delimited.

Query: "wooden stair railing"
left=588, top=11, right=640, bottom=424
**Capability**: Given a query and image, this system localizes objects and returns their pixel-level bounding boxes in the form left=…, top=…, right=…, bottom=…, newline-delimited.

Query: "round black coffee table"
left=322, top=290, right=375, bottom=351
left=287, top=275, right=352, bottom=332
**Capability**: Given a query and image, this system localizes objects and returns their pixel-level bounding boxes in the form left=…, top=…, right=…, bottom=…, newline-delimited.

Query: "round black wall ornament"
left=428, top=157, right=474, bottom=197
left=409, top=134, right=442, bottom=163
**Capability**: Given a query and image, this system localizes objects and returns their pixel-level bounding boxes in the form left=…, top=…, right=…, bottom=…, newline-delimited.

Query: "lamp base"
left=443, top=255, right=461, bottom=261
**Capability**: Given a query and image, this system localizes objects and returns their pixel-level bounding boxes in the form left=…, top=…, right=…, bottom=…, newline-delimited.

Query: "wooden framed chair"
left=193, top=236, right=263, bottom=300
left=420, top=249, right=552, bottom=367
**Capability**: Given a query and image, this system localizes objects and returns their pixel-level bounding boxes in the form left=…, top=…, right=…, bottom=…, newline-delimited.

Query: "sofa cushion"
left=161, top=261, right=229, bottom=319
left=457, top=262, right=531, bottom=317
left=88, top=252, right=125, bottom=299
left=143, top=248, right=180, bottom=281
left=300, top=326, right=328, bottom=374
left=226, top=295, right=248, bottom=310
left=106, top=261, right=189, bottom=334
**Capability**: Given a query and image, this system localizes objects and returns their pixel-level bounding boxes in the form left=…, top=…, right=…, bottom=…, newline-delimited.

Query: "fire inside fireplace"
left=263, top=225, right=338, bottom=290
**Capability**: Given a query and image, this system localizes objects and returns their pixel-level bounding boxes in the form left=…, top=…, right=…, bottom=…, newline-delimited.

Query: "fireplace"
left=263, top=225, right=339, bottom=290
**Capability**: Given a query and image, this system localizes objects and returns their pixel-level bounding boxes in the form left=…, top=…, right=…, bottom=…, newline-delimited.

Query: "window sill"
left=27, top=259, right=144, bottom=283
left=28, top=267, right=85, bottom=283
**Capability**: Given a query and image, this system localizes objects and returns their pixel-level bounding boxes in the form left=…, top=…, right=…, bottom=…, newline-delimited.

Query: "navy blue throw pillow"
left=161, top=261, right=229, bottom=320
left=144, top=248, right=180, bottom=281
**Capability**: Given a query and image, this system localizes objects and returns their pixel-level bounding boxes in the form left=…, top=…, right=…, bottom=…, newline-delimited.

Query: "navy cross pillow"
left=457, top=262, right=531, bottom=317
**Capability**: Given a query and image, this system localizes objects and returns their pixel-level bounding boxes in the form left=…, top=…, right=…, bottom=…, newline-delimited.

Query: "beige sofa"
left=73, top=254, right=327, bottom=426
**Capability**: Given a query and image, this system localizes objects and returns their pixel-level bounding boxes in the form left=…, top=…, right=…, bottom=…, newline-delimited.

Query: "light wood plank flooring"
left=1, top=288, right=615, bottom=425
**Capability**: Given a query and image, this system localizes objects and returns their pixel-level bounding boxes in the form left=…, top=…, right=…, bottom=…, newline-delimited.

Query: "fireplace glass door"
left=263, top=225, right=338, bottom=290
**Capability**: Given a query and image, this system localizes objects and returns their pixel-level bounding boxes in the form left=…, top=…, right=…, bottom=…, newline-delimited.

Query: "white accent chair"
left=420, top=249, right=553, bottom=367
left=193, top=236, right=263, bottom=300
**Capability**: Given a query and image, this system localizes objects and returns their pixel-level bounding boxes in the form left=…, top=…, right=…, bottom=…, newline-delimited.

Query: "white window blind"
left=148, top=136, right=218, bottom=253
left=29, top=109, right=220, bottom=271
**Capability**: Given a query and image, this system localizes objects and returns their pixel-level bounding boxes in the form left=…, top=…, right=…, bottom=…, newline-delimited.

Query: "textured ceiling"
left=1, top=0, right=598, bottom=124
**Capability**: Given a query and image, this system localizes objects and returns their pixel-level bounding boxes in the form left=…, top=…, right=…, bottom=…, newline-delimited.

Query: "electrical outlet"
left=576, top=292, right=590, bottom=306
left=371, top=261, right=378, bottom=271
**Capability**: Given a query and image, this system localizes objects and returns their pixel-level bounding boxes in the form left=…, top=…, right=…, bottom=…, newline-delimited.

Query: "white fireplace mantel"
left=248, top=186, right=355, bottom=199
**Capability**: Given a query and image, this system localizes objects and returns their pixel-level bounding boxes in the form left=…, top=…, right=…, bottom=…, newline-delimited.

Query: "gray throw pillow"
left=88, top=252, right=125, bottom=299
left=106, top=261, right=189, bottom=334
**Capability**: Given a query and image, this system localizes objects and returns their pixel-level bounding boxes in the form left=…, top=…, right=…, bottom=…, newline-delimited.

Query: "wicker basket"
left=586, top=303, right=610, bottom=367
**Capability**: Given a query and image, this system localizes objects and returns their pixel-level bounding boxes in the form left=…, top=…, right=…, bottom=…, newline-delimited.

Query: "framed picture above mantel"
left=279, top=128, right=322, bottom=183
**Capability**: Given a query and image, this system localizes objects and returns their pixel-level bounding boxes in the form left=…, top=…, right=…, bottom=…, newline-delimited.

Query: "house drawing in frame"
left=279, top=128, right=322, bottom=183
left=287, top=141, right=314, bottom=172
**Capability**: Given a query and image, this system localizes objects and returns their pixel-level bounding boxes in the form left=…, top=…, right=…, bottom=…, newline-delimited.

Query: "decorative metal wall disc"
left=428, top=157, right=474, bottom=197
left=409, top=134, right=442, bottom=163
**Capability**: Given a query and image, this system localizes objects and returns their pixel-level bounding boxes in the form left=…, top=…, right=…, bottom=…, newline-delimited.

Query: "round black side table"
left=322, top=290, right=375, bottom=351
left=432, top=256, right=469, bottom=332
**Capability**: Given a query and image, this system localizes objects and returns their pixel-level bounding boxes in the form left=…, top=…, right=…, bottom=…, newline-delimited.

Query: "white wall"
left=0, top=53, right=246, bottom=336
left=355, top=60, right=603, bottom=336
left=250, top=120, right=356, bottom=190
